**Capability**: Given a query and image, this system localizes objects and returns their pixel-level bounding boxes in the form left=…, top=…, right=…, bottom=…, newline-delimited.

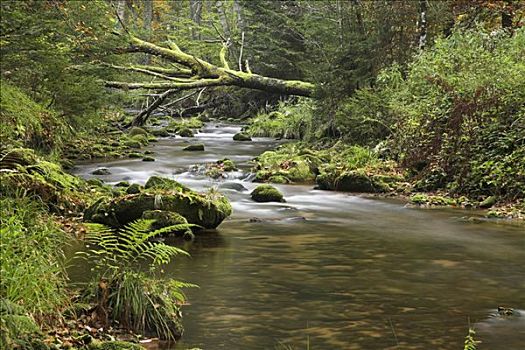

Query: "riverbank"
left=248, top=140, right=524, bottom=223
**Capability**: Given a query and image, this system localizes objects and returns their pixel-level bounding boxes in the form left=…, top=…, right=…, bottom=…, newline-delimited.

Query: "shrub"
left=248, top=99, right=314, bottom=140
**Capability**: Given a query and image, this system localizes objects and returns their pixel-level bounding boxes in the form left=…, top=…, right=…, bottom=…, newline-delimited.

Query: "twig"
left=389, top=317, right=399, bottom=347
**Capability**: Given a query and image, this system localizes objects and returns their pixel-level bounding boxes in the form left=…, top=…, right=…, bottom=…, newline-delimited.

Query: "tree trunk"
left=418, top=0, right=428, bottom=50
left=115, top=0, right=126, bottom=30
left=189, top=0, right=203, bottom=40
left=501, top=1, right=513, bottom=29
left=216, top=0, right=231, bottom=39
left=106, top=34, right=315, bottom=125
left=142, top=0, right=153, bottom=64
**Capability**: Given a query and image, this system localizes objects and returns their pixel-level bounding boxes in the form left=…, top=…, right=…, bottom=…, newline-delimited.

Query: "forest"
left=1, top=1, right=524, bottom=349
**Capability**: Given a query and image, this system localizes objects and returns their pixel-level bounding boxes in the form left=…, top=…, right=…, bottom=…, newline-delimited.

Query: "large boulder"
left=84, top=177, right=232, bottom=229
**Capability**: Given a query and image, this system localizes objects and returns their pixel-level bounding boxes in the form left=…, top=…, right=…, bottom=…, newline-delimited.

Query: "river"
left=71, top=122, right=525, bottom=350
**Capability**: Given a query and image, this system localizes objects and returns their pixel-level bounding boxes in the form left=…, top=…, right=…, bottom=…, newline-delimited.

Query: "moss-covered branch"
left=108, top=34, right=315, bottom=97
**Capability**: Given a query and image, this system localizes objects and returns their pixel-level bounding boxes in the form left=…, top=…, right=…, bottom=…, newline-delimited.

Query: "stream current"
left=71, top=123, right=525, bottom=350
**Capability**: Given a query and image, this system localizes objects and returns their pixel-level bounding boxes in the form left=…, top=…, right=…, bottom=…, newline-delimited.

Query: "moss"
left=142, top=156, right=155, bottom=162
left=145, top=176, right=190, bottom=192
left=219, top=158, right=237, bottom=171
left=150, top=128, right=170, bottom=137
left=130, top=134, right=149, bottom=146
left=126, top=183, right=142, bottom=194
left=167, top=117, right=204, bottom=131
left=88, top=340, right=143, bottom=350
left=128, top=127, right=148, bottom=137
left=251, top=184, right=285, bottom=203
left=87, top=178, right=104, bottom=187
left=115, top=181, right=130, bottom=187
left=183, top=144, right=204, bottom=151
left=123, top=139, right=142, bottom=149
left=233, top=132, right=252, bottom=141
left=479, top=196, right=497, bottom=208
left=127, top=152, right=142, bottom=158
left=410, top=194, right=458, bottom=206
left=178, top=127, right=194, bottom=137
left=268, top=175, right=289, bottom=184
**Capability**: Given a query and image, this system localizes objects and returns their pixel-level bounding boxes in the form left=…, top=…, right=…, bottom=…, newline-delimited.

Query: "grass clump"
left=0, top=80, right=69, bottom=153
left=0, top=197, right=69, bottom=348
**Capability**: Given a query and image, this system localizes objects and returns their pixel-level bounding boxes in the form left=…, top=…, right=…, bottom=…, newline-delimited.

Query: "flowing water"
left=71, top=123, right=525, bottom=350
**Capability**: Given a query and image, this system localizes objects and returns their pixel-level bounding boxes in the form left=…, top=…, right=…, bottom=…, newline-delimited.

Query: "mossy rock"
left=126, top=183, right=142, bottom=194
left=183, top=144, right=204, bottom=151
left=130, top=134, right=149, bottom=146
left=142, top=156, right=155, bottom=162
left=87, top=178, right=104, bottom=187
left=128, top=152, right=142, bottom=158
left=145, top=176, right=190, bottom=192
left=178, top=128, right=194, bottom=137
left=268, top=175, right=289, bottom=184
left=151, top=128, right=170, bottom=137
left=144, top=150, right=155, bottom=155
left=218, top=158, right=237, bottom=171
left=115, top=181, right=130, bottom=187
left=479, top=196, right=497, bottom=208
left=123, top=139, right=142, bottom=149
left=251, top=184, right=285, bottom=203
left=84, top=191, right=232, bottom=229
left=92, top=168, right=111, bottom=176
left=233, top=132, right=252, bottom=141
left=88, top=340, right=143, bottom=350
left=128, top=127, right=148, bottom=137
left=334, top=171, right=389, bottom=193
left=0, top=148, right=38, bottom=168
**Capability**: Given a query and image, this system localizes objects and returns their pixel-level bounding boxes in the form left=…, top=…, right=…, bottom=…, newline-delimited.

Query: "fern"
left=77, top=219, right=197, bottom=340
left=464, top=328, right=481, bottom=350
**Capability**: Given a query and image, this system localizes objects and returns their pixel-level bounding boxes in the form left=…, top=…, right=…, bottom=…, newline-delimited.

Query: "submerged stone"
left=183, top=144, right=204, bottom=151
left=251, top=184, right=285, bottom=203
left=142, top=156, right=155, bottom=162
left=219, top=182, right=248, bottom=192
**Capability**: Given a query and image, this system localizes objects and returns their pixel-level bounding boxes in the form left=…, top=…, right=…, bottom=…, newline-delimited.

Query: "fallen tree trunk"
left=106, top=35, right=315, bottom=125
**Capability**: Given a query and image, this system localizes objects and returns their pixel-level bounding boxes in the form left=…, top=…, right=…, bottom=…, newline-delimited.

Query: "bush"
left=335, top=28, right=525, bottom=200
left=248, top=99, right=314, bottom=140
